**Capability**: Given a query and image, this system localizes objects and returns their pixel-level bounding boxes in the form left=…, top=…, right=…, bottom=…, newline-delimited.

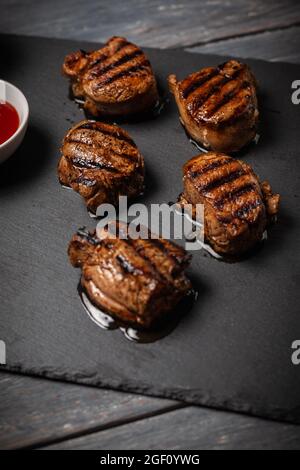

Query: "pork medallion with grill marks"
left=63, top=36, right=159, bottom=117
left=58, top=120, right=144, bottom=213
left=169, top=60, right=259, bottom=153
left=180, top=153, right=280, bottom=256
left=68, top=222, right=192, bottom=328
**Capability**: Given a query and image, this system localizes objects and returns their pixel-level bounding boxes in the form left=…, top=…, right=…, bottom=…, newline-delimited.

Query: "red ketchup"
left=0, top=101, right=19, bottom=145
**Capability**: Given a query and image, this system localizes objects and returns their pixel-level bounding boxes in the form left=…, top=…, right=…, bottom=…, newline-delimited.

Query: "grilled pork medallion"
left=58, top=120, right=144, bottom=213
left=180, top=152, right=280, bottom=256
left=169, top=60, right=259, bottom=153
left=63, top=36, right=159, bottom=117
left=68, top=222, right=192, bottom=328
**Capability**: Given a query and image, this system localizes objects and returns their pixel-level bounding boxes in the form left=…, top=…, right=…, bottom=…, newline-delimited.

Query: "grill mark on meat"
left=59, top=118, right=145, bottom=213
left=233, top=199, right=262, bottom=219
left=114, top=242, right=168, bottom=284
left=88, top=54, right=108, bottom=69
left=118, top=152, right=139, bottom=163
left=69, top=225, right=192, bottom=329
left=123, top=239, right=183, bottom=285
left=213, top=183, right=257, bottom=209
left=75, top=176, right=97, bottom=186
left=89, top=49, right=143, bottom=78
left=116, top=254, right=144, bottom=276
left=199, top=169, right=245, bottom=193
left=170, top=60, right=258, bottom=153
left=145, top=238, right=187, bottom=268
left=181, top=69, right=219, bottom=100
left=189, top=76, right=228, bottom=112
left=96, top=59, right=151, bottom=87
left=181, top=61, right=240, bottom=100
left=189, top=158, right=230, bottom=179
left=116, top=233, right=184, bottom=278
left=130, top=243, right=180, bottom=284
left=78, top=122, right=136, bottom=147
left=65, top=137, right=138, bottom=164
left=71, top=156, right=120, bottom=172
left=114, top=39, right=130, bottom=52
left=138, top=238, right=173, bottom=262
left=87, top=40, right=130, bottom=70
left=64, top=37, right=158, bottom=121
left=206, top=81, right=250, bottom=118
left=77, top=228, right=101, bottom=246
left=189, top=67, right=244, bottom=116
left=218, top=61, right=245, bottom=77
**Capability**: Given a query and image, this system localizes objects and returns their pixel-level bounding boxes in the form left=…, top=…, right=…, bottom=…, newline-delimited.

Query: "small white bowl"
left=0, top=80, right=29, bottom=164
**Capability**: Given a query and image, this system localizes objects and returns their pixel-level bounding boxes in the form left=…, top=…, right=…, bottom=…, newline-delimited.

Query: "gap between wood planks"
left=182, top=20, right=300, bottom=49
left=18, top=403, right=188, bottom=450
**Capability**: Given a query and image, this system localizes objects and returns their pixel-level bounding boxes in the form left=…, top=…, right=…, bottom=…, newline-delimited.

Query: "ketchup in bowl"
left=0, top=101, right=19, bottom=145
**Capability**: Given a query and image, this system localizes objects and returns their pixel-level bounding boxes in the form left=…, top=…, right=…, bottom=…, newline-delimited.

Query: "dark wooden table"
left=1, top=0, right=300, bottom=450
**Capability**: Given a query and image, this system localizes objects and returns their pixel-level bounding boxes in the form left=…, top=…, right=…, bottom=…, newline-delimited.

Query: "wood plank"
left=1, top=0, right=300, bottom=48
left=186, top=26, right=300, bottom=64
left=0, top=372, right=178, bottom=450
left=43, top=406, right=300, bottom=450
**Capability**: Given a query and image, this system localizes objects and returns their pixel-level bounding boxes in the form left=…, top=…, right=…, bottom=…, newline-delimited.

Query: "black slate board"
left=1, top=34, right=300, bottom=423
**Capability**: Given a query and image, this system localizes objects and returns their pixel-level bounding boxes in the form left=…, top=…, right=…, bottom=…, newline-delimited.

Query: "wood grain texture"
left=0, top=372, right=178, bottom=450
left=43, top=406, right=300, bottom=450
left=187, top=26, right=300, bottom=64
left=1, top=0, right=300, bottom=48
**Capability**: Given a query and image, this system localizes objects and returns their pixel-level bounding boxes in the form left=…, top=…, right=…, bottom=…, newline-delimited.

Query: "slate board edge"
left=2, top=32, right=300, bottom=69
left=2, top=364, right=299, bottom=425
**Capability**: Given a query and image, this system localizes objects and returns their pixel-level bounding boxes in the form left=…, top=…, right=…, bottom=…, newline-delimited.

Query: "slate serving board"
left=1, top=34, right=300, bottom=423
